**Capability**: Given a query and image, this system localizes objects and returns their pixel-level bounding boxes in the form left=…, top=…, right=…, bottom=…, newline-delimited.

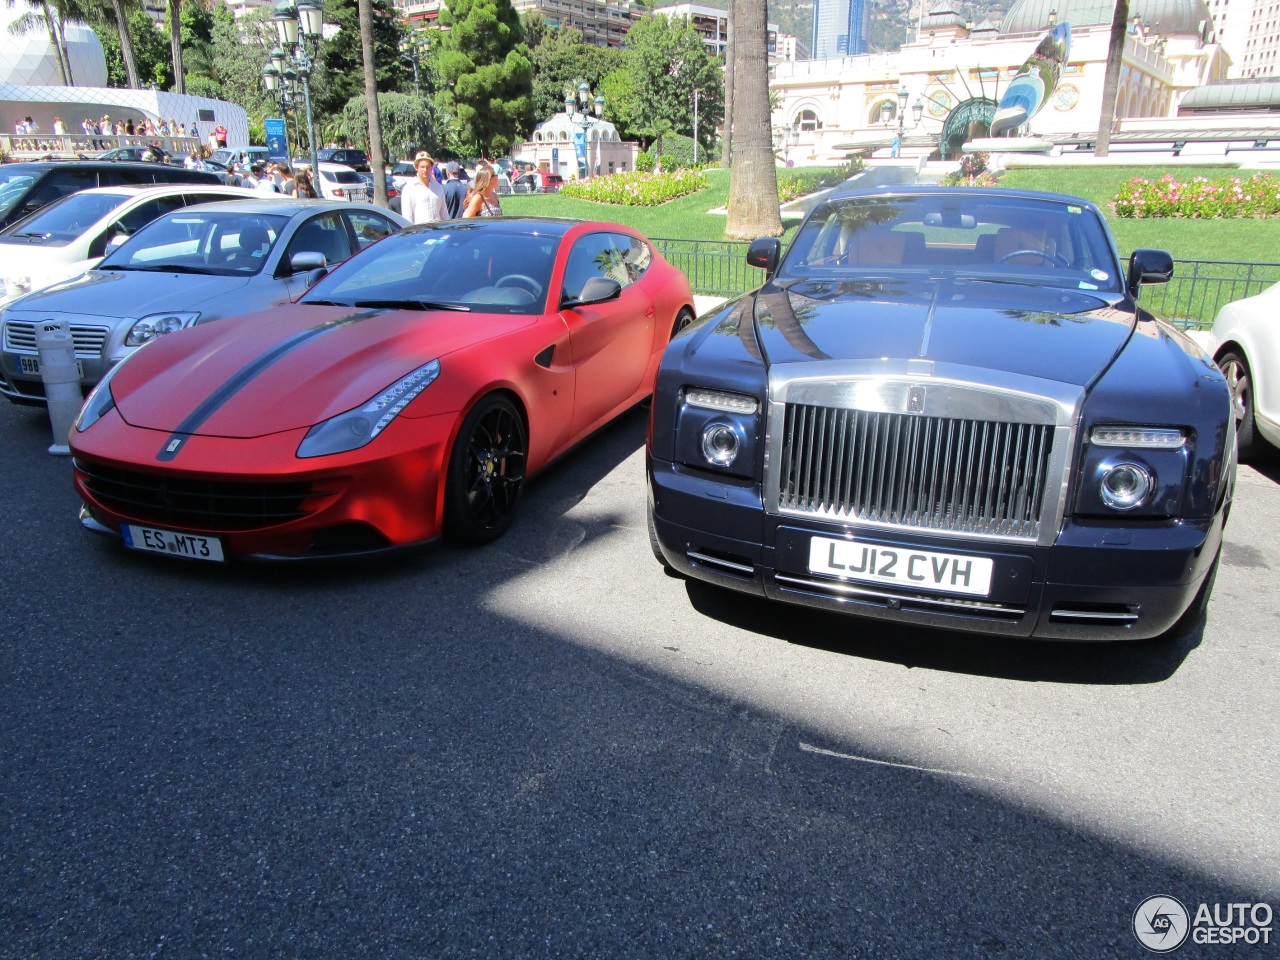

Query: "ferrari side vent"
left=75, top=460, right=325, bottom=531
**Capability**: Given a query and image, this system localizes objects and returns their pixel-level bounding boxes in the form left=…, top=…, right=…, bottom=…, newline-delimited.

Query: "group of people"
left=400, top=153, right=503, bottom=223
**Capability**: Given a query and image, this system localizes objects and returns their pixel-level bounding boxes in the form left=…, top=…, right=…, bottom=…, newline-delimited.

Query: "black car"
left=0, top=161, right=221, bottom=231
left=315, top=148, right=370, bottom=172
left=647, top=186, right=1235, bottom=643
left=96, top=145, right=174, bottom=164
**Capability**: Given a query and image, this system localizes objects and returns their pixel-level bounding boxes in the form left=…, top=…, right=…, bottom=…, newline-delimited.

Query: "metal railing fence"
left=651, top=238, right=1280, bottom=328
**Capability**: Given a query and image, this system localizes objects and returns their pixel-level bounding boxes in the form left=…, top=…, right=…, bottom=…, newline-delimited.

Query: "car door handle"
left=645, top=305, right=655, bottom=317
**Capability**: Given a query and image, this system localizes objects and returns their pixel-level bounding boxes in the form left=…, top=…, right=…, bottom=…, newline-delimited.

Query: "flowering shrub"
left=558, top=168, right=707, bottom=206
left=939, top=171, right=999, bottom=187
left=1113, top=173, right=1280, bottom=218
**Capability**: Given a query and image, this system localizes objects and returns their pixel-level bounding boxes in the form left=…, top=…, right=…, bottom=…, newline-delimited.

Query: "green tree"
left=187, top=7, right=277, bottom=130
left=95, top=8, right=171, bottom=88
left=339, top=92, right=452, bottom=160
left=528, top=25, right=622, bottom=123
left=316, top=0, right=410, bottom=118
left=598, top=66, right=642, bottom=142
left=623, top=14, right=723, bottom=158
left=436, top=0, right=534, bottom=155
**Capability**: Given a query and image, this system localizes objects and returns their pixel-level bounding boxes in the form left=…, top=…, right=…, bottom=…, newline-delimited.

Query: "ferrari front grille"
left=776, top=404, right=1055, bottom=540
left=75, top=460, right=324, bottom=531
left=5, top=320, right=110, bottom=357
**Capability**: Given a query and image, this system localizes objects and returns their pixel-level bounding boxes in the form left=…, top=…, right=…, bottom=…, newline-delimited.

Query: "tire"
left=1218, top=350, right=1266, bottom=462
left=1154, top=547, right=1220, bottom=644
left=671, top=307, right=696, bottom=340
left=443, top=395, right=528, bottom=545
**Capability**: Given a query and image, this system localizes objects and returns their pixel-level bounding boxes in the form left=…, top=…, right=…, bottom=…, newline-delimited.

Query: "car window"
left=1, top=191, right=129, bottom=244
left=100, top=211, right=289, bottom=276
left=23, top=169, right=99, bottom=215
left=561, top=232, right=631, bottom=300
left=115, top=194, right=189, bottom=236
left=346, top=210, right=397, bottom=251
left=285, top=212, right=353, bottom=268
left=614, top=234, right=652, bottom=285
left=99, top=167, right=151, bottom=187
left=0, top=170, right=40, bottom=221
left=331, top=170, right=364, bottom=185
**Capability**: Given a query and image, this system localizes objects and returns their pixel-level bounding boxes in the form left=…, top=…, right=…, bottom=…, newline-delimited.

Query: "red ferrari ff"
left=70, top=218, right=696, bottom=560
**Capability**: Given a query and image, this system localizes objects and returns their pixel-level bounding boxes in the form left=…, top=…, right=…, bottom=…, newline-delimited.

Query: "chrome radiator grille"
left=777, top=403, right=1055, bottom=539
left=4, top=320, right=109, bottom=356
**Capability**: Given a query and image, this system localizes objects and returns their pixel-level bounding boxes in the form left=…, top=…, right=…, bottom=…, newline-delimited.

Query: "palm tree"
left=357, top=0, right=388, bottom=206
left=720, top=8, right=732, bottom=168
left=1094, top=0, right=1129, bottom=157
left=102, top=0, right=142, bottom=87
left=6, top=0, right=71, bottom=85
left=168, top=0, right=184, bottom=94
left=724, top=0, right=781, bottom=239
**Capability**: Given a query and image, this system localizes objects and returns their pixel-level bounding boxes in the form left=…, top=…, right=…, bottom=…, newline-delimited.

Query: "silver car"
left=0, top=198, right=407, bottom=404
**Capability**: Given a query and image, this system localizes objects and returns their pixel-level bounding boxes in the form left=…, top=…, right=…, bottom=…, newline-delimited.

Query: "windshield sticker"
left=1078, top=281, right=1099, bottom=290
left=1067, top=205, right=1082, bottom=214
left=1090, top=269, right=1110, bottom=281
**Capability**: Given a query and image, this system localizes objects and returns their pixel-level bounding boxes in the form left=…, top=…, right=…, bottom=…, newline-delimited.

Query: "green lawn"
left=501, top=164, right=1279, bottom=264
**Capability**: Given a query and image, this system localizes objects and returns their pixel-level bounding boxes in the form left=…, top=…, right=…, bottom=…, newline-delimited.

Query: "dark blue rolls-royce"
left=646, top=186, right=1235, bottom=642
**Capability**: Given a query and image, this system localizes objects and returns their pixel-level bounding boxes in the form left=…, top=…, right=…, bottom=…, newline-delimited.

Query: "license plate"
left=121, top=523, right=225, bottom=562
left=808, top=536, right=993, bottom=596
left=18, top=355, right=83, bottom=377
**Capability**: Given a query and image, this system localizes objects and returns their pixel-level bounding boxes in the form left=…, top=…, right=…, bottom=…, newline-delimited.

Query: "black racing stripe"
left=156, top=309, right=388, bottom=462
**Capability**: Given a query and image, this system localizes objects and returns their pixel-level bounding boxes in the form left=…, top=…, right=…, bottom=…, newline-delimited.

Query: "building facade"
left=511, top=111, right=637, bottom=177
left=811, top=0, right=869, bottom=59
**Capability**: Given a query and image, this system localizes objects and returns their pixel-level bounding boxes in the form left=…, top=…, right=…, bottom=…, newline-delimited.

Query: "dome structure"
left=531, top=112, right=621, bottom=145
left=0, top=1, right=107, bottom=87
left=999, top=0, right=1213, bottom=37
left=921, top=2, right=967, bottom=31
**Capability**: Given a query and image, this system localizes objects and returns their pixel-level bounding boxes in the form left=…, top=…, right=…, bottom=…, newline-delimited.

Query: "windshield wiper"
left=299, top=299, right=351, bottom=306
left=108, top=263, right=217, bottom=275
left=11, top=231, right=51, bottom=240
left=353, top=298, right=471, bottom=312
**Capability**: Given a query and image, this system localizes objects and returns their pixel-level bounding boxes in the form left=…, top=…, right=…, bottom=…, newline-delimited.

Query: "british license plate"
left=121, top=523, right=225, bottom=562
left=19, top=355, right=83, bottom=377
left=808, top=536, right=993, bottom=597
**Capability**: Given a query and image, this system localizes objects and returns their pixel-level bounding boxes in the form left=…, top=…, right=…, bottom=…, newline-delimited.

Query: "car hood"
left=753, top=279, right=1135, bottom=387
left=111, top=303, right=535, bottom=438
left=5, top=269, right=252, bottom=319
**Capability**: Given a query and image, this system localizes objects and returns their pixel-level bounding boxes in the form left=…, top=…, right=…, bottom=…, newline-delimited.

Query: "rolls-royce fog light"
left=701, top=422, right=740, bottom=467
left=1100, top=462, right=1152, bottom=510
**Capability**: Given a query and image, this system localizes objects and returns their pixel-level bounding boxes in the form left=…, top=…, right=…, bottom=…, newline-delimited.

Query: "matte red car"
left=70, top=217, right=696, bottom=561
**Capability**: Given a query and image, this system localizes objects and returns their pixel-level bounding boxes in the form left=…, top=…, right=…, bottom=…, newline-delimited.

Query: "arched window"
left=794, top=108, right=820, bottom=131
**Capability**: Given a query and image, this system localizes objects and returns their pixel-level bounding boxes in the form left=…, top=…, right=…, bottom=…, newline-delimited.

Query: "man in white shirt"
left=400, top=152, right=448, bottom=224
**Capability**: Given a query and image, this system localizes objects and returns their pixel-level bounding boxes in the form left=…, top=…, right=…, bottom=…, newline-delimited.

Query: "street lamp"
left=262, top=0, right=323, bottom=176
left=400, top=29, right=431, bottom=97
left=564, top=80, right=606, bottom=178
left=883, top=87, right=925, bottom=157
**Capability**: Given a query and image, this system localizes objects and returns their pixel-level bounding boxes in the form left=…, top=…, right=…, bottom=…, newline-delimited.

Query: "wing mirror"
left=747, top=237, right=781, bottom=275
left=1127, top=248, right=1173, bottom=296
left=105, top=232, right=129, bottom=252
left=290, top=250, right=327, bottom=273
left=562, top=276, right=621, bottom=309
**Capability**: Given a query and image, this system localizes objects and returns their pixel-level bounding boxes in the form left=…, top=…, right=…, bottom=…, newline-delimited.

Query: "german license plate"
left=19, top=355, right=83, bottom=377
left=808, top=536, right=993, bottom=596
left=121, top=523, right=225, bottom=562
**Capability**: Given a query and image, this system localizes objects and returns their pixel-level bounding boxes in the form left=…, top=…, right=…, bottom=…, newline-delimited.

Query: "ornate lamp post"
left=564, top=81, right=606, bottom=178
left=882, top=87, right=925, bottom=157
left=262, top=0, right=323, bottom=176
left=400, top=30, right=431, bottom=97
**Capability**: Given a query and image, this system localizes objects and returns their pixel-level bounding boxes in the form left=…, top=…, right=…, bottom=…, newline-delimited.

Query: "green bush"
left=662, top=133, right=696, bottom=168
left=1113, top=173, right=1280, bottom=218
left=635, top=151, right=654, bottom=173
left=657, top=153, right=677, bottom=173
left=558, top=168, right=707, bottom=206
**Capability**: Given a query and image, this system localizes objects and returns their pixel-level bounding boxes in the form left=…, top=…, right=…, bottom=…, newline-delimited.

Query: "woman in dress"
left=293, top=169, right=318, bottom=198
left=461, top=168, right=502, bottom=218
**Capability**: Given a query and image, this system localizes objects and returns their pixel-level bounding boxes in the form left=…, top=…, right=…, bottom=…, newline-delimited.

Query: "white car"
left=1205, top=281, right=1280, bottom=459
left=309, top=162, right=372, bottom=203
left=0, top=183, right=252, bottom=308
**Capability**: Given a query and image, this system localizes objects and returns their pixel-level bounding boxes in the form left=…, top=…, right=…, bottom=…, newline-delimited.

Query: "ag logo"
left=1133, top=896, right=1190, bottom=952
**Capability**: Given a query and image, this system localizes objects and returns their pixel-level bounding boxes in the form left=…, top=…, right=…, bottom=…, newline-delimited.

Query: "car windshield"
left=302, top=223, right=561, bottom=315
left=99, top=210, right=289, bottom=277
left=0, top=191, right=129, bottom=244
left=322, top=170, right=363, bottom=184
left=0, top=169, right=40, bottom=221
left=780, top=193, right=1123, bottom=293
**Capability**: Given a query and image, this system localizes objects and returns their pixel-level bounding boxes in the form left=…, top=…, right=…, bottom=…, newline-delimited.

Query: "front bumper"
left=648, top=456, right=1223, bottom=641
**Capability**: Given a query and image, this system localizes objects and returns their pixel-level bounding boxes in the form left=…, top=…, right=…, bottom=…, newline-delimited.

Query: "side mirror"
left=747, top=237, right=781, bottom=275
left=106, top=232, right=129, bottom=252
left=562, top=276, right=621, bottom=308
left=290, top=250, right=326, bottom=274
left=1127, top=248, right=1173, bottom=296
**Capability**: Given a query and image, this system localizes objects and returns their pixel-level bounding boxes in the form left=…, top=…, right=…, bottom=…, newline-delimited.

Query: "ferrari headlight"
left=75, top=351, right=137, bottom=432
left=126, top=311, right=200, bottom=347
left=297, top=359, right=441, bottom=458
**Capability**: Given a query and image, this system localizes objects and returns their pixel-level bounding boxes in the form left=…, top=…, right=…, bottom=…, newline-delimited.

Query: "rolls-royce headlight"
left=297, top=359, right=440, bottom=458
left=1091, top=426, right=1185, bottom=448
left=701, top=422, right=741, bottom=467
left=126, top=311, right=200, bottom=346
left=1099, top=462, right=1152, bottom=510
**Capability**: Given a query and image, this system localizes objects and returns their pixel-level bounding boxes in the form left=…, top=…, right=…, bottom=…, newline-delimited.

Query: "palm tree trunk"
left=724, top=0, right=781, bottom=239
left=169, top=0, right=185, bottom=94
left=1095, top=0, right=1129, bottom=158
left=53, top=10, right=74, bottom=85
left=721, top=10, right=733, bottom=168
left=109, top=0, right=141, bottom=88
left=39, top=4, right=71, bottom=85
left=357, top=0, right=388, bottom=206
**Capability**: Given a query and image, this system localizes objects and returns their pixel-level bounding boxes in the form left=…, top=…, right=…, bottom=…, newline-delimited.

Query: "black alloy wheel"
left=444, top=395, right=528, bottom=544
left=671, top=307, right=696, bottom=340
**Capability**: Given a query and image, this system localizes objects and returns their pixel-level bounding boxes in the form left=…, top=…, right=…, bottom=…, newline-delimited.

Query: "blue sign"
left=265, top=118, right=289, bottom=163
left=572, top=130, right=587, bottom=176
left=551, top=147, right=559, bottom=171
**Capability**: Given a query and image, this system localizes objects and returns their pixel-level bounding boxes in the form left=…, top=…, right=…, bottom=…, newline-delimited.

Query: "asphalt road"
left=2, top=397, right=1277, bottom=959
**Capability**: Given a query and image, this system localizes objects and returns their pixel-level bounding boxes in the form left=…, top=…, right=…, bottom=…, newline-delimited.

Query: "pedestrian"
left=293, top=168, right=318, bottom=198
left=214, top=123, right=228, bottom=148
left=442, top=161, right=467, bottom=218
left=125, top=118, right=135, bottom=136
left=400, top=152, right=448, bottom=223
left=240, top=163, right=261, bottom=189
left=52, top=116, right=66, bottom=135
left=277, top=163, right=297, bottom=196
left=462, top=168, right=503, bottom=218
left=252, top=163, right=281, bottom=193
left=184, top=149, right=205, bottom=171
left=24, top=115, right=37, bottom=133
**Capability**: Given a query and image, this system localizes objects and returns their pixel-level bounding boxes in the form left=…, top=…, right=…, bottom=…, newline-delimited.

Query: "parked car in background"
left=209, top=147, right=272, bottom=170
left=511, top=172, right=564, bottom=194
left=68, top=217, right=694, bottom=561
left=0, top=183, right=251, bottom=308
left=309, top=163, right=372, bottom=203
left=0, top=161, right=220, bottom=231
left=357, top=171, right=400, bottom=212
left=315, top=148, right=370, bottom=172
left=96, top=145, right=175, bottom=164
left=647, top=186, right=1236, bottom=643
left=1203, top=281, right=1280, bottom=460
left=0, top=198, right=407, bottom=404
